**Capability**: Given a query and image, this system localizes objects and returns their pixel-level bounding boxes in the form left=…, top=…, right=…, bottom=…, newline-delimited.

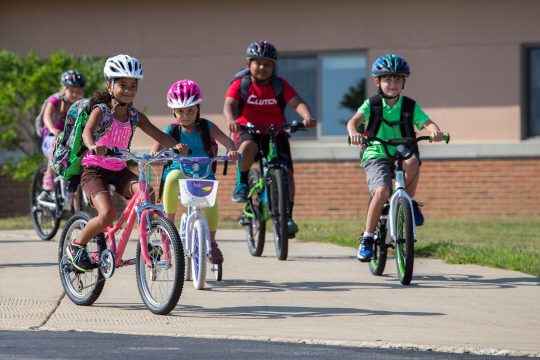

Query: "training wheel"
left=100, top=249, right=116, bottom=278
left=212, top=263, right=222, bottom=281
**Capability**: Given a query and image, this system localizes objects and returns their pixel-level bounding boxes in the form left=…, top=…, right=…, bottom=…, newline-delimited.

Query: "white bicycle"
left=360, top=134, right=449, bottom=285
left=159, top=150, right=233, bottom=290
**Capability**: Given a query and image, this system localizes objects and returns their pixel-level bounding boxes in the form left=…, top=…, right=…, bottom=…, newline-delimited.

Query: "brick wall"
left=4, top=158, right=540, bottom=219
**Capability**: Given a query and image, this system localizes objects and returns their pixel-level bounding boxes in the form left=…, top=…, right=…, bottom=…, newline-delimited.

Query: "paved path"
left=0, top=229, right=538, bottom=357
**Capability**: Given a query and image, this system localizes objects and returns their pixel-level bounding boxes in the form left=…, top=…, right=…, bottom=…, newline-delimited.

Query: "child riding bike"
left=150, top=79, right=239, bottom=265
left=64, top=54, right=188, bottom=273
left=41, top=70, right=86, bottom=191
left=346, top=54, right=445, bottom=262
left=224, top=40, right=316, bottom=236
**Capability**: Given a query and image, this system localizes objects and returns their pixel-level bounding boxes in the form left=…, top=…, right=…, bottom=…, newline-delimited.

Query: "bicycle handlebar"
left=155, top=149, right=241, bottom=180
left=239, top=121, right=306, bottom=134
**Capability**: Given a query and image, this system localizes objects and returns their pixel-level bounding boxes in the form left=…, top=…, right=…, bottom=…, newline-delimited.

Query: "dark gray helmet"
left=246, top=41, right=278, bottom=62
left=60, top=70, right=86, bottom=88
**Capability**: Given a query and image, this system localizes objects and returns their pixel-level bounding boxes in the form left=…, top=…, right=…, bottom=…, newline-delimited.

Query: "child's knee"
left=374, top=185, right=391, bottom=199
left=99, top=207, right=116, bottom=225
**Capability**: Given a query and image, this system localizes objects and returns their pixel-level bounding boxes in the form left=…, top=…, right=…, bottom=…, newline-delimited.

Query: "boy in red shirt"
left=224, top=41, right=316, bottom=235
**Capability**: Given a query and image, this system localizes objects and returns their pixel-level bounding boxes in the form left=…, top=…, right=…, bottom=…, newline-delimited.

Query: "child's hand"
left=302, top=117, right=317, bottom=129
left=149, top=150, right=157, bottom=157
left=52, top=129, right=61, bottom=137
left=174, top=143, right=189, bottom=156
left=227, top=120, right=242, bottom=133
left=430, top=131, right=444, bottom=142
left=349, top=132, right=363, bottom=146
left=226, top=150, right=240, bottom=161
left=90, top=144, right=107, bottom=156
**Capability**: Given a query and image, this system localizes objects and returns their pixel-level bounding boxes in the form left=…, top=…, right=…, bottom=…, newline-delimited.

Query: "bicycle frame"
left=386, top=161, right=417, bottom=245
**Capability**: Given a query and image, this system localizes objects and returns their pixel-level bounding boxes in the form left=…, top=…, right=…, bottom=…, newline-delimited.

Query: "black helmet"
left=60, top=70, right=86, bottom=88
left=371, top=54, right=410, bottom=78
left=246, top=41, right=279, bottom=62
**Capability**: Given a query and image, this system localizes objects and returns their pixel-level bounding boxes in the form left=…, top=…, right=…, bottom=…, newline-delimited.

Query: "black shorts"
left=234, top=131, right=294, bottom=171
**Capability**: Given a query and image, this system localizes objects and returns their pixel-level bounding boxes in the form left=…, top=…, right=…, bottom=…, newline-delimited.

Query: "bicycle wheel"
left=136, top=216, right=184, bottom=315
left=58, top=212, right=105, bottom=306
left=76, top=185, right=97, bottom=217
left=191, top=219, right=207, bottom=290
left=270, top=168, right=288, bottom=261
left=245, top=169, right=266, bottom=256
left=366, top=196, right=388, bottom=276
left=212, top=263, right=223, bottom=281
left=180, top=213, right=192, bottom=281
left=30, top=163, right=61, bottom=240
left=395, top=197, right=415, bottom=285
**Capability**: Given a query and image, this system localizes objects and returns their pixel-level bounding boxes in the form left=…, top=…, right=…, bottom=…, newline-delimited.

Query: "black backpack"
left=230, top=68, right=287, bottom=119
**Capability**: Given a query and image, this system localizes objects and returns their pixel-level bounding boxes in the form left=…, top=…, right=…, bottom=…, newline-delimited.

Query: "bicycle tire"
left=191, top=219, right=207, bottom=290
left=246, top=169, right=266, bottom=256
left=76, top=185, right=97, bottom=217
left=271, top=168, right=288, bottom=260
left=366, top=195, right=388, bottom=276
left=58, top=212, right=106, bottom=306
left=30, top=163, right=61, bottom=241
left=180, top=213, right=192, bottom=281
left=395, top=197, right=415, bottom=285
left=136, top=216, right=184, bottom=315
left=213, top=263, right=223, bottom=281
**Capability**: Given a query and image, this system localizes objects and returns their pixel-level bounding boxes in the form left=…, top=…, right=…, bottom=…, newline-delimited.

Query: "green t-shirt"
left=357, top=95, right=429, bottom=162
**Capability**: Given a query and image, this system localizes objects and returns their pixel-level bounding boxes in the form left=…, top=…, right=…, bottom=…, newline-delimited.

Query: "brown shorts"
left=80, top=165, right=138, bottom=200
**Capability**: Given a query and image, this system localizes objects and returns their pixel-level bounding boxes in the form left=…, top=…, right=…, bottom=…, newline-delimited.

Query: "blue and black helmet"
left=246, top=41, right=279, bottom=62
left=372, top=54, right=410, bottom=78
left=60, top=70, right=86, bottom=88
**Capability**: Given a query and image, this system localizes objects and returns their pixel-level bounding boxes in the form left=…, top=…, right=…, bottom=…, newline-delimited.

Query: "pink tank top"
left=81, top=117, right=132, bottom=171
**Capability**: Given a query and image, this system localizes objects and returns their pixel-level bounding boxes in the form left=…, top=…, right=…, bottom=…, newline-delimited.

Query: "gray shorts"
left=363, top=155, right=421, bottom=195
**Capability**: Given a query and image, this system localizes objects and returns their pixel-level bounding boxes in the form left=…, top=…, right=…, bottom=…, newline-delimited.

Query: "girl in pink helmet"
left=151, top=79, right=239, bottom=265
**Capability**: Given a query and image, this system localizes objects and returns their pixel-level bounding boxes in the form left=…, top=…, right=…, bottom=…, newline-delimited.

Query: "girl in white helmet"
left=66, top=55, right=188, bottom=273
left=150, top=79, right=239, bottom=265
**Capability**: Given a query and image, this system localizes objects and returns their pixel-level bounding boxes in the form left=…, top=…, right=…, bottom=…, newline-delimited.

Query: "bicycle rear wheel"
left=30, top=163, right=61, bottom=240
left=270, top=168, right=288, bottom=261
left=191, top=219, right=207, bottom=290
left=136, top=216, right=184, bottom=315
left=395, top=197, right=415, bottom=285
left=366, top=196, right=388, bottom=276
left=58, top=212, right=105, bottom=306
left=246, top=169, right=266, bottom=256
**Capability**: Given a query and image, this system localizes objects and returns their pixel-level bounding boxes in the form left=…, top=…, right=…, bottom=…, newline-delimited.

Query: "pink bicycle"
left=58, top=148, right=184, bottom=315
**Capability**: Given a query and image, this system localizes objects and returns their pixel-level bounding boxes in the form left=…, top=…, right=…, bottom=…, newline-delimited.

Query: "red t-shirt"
left=225, top=77, right=298, bottom=129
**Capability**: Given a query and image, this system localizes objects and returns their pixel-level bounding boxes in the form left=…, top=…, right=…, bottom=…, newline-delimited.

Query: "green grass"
left=292, top=218, right=540, bottom=278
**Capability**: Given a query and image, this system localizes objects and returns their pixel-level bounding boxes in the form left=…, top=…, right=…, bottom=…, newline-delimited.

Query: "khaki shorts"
left=80, top=166, right=138, bottom=200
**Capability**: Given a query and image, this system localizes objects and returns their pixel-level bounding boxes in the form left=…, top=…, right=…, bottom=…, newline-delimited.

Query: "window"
left=277, top=52, right=367, bottom=140
left=527, top=47, right=540, bottom=137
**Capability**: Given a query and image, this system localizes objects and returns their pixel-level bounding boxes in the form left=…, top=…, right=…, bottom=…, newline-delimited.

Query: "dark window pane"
left=529, top=48, right=540, bottom=137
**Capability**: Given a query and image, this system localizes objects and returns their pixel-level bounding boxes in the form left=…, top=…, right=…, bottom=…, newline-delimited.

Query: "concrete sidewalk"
left=0, top=229, right=539, bottom=357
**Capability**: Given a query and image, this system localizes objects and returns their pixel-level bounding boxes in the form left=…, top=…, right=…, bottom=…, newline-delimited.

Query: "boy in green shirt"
left=347, top=54, right=444, bottom=262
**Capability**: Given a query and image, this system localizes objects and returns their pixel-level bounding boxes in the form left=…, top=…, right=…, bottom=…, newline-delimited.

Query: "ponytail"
left=89, top=90, right=112, bottom=111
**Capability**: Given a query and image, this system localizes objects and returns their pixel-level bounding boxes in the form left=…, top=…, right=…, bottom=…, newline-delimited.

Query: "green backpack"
left=49, top=99, right=139, bottom=192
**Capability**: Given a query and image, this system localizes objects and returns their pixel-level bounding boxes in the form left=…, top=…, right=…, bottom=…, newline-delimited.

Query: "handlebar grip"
left=91, top=147, right=119, bottom=156
left=222, top=154, right=230, bottom=161
left=429, top=133, right=450, bottom=144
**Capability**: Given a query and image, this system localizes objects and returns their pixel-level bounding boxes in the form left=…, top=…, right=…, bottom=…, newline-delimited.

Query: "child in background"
left=150, top=79, right=239, bottom=264
left=41, top=70, right=86, bottom=191
left=67, top=55, right=188, bottom=272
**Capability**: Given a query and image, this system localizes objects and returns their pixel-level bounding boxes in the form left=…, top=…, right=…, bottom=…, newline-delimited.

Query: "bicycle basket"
left=178, top=179, right=219, bottom=207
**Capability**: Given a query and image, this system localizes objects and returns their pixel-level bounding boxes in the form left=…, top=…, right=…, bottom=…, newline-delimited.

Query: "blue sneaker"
left=287, top=218, right=299, bottom=235
left=231, top=183, right=248, bottom=203
left=357, top=236, right=374, bottom=262
left=412, top=201, right=424, bottom=226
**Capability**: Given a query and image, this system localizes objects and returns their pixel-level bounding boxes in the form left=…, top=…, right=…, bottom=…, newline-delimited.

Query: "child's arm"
left=347, top=113, right=365, bottom=145
left=287, top=95, right=317, bottom=129
left=421, top=120, right=444, bottom=142
left=210, top=124, right=239, bottom=161
left=224, top=97, right=241, bottom=133
left=83, top=108, right=107, bottom=156
left=137, top=113, right=189, bottom=155
left=149, top=141, right=164, bottom=157
left=43, top=102, right=60, bottom=136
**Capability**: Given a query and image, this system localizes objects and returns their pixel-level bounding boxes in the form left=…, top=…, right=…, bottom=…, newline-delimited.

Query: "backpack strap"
left=365, top=95, right=417, bottom=138
left=234, top=72, right=286, bottom=120
left=399, top=96, right=416, bottom=138
left=365, top=95, right=384, bottom=137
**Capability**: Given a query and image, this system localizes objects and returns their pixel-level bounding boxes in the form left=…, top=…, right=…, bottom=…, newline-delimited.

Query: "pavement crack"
left=29, top=291, right=66, bottom=331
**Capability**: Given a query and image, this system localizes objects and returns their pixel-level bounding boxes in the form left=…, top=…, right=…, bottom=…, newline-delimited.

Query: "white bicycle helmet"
left=104, top=54, right=144, bottom=80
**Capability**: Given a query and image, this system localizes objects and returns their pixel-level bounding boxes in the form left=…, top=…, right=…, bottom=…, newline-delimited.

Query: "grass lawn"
left=3, top=215, right=538, bottom=277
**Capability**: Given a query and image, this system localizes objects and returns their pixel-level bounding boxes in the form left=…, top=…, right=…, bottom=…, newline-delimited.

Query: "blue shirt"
left=163, top=121, right=216, bottom=181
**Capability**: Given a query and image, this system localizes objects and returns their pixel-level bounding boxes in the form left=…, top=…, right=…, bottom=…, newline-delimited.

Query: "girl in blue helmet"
left=346, top=54, right=445, bottom=262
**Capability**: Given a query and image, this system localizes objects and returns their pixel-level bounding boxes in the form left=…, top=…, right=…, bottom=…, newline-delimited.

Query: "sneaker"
left=357, top=236, right=374, bottom=262
left=67, top=239, right=93, bottom=272
left=208, top=242, right=223, bottom=264
left=412, top=201, right=424, bottom=226
left=287, top=218, right=299, bottom=235
left=231, top=183, right=248, bottom=203
left=43, top=174, right=55, bottom=192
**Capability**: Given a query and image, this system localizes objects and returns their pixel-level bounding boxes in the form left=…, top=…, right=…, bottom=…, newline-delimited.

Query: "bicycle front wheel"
left=30, top=163, right=61, bottom=240
left=191, top=219, right=207, bottom=290
left=395, top=197, right=415, bottom=285
left=246, top=169, right=266, bottom=256
left=270, top=168, right=288, bottom=261
left=58, top=212, right=105, bottom=306
left=366, top=195, right=388, bottom=276
left=136, top=216, right=184, bottom=315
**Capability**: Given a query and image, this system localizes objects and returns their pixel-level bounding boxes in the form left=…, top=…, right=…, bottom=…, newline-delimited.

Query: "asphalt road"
left=0, top=229, right=538, bottom=358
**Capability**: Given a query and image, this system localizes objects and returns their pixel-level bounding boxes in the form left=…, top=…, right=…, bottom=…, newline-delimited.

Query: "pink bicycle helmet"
left=166, top=79, right=202, bottom=108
